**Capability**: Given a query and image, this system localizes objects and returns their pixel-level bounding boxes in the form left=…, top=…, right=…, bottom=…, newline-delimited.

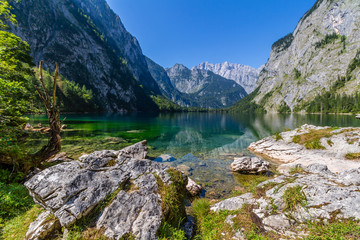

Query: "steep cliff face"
left=9, top=0, right=160, bottom=112
left=254, top=0, right=360, bottom=112
left=165, top=64, right=248, bottom=108
left=194, top=62, right=262, bottom=94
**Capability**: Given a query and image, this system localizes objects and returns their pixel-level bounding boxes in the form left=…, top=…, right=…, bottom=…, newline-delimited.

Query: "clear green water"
left=28, top=112, right=360, bottom=198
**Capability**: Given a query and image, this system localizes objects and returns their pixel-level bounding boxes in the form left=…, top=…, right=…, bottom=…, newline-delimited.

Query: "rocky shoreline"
left=23, top=125, right=360, bottom=239
left=211, top=163, right=360, bottom=238
left=25, top=141, right=200, bottom=240
left=248, top=124, right=360, bottom=173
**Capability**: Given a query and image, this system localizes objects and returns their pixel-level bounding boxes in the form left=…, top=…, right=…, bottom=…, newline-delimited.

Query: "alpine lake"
left=28, top=112, right=360, bottom=199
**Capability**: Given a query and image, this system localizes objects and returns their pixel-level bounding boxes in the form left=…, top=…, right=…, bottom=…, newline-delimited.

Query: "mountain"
left=145, top=57, right=196, bottom=107
left=250, top=0, right=360, bottom=112
left=9, top=0, right=161, bottom=112
left=193, top=62, right=263, bottom=94
left=165, top=64, right=248, bottom=108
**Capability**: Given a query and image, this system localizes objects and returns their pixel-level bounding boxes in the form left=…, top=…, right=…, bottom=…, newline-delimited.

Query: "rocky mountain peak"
left=193, top=61, right=262, bottom=94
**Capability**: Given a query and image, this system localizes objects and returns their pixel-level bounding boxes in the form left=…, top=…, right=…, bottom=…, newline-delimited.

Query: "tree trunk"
left=32, top=61, right=61, bottom=165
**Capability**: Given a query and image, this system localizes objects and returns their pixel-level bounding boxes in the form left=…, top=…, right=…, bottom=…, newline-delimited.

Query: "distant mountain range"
left=193, top=62, right=263, bottom=94
left=8, top=0, right=261, bottom=111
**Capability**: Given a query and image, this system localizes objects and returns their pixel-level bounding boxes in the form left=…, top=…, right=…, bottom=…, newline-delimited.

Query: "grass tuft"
left=289, top=165, right=304, bottom=175
left=282, top=185, right=307, bottom=212
left=345, top=152, right=360, bottom=160
left=274, top=132, right=283, bottom=141
left=304, top=219, right=360, bottom=240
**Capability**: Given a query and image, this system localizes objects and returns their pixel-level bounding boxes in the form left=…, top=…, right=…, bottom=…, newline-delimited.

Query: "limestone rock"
left=248, top=125, right=360, bottom=173
left=210, top=193, right=256, bottom=212
left=213, top=163, right=360, bottom=236
left=25, top=211, right=60, bottom=240
left=230, top=156, right=270, bottom=173
left=25, top=141, right=185, bottom=240
left=186, top=178, right=202, bottom=196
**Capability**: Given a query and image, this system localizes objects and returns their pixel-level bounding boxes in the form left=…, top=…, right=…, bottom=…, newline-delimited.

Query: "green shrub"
left=314, top=33, right=340, bottom=49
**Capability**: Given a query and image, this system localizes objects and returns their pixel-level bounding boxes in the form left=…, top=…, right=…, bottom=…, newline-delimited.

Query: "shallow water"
left=28, top=112, right=360, bottom=198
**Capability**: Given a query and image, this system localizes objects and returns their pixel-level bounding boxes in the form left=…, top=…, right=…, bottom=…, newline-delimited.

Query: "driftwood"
left=33, top=61, right=61, bottom=164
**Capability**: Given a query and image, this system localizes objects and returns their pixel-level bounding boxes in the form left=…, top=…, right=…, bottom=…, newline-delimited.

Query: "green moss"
left=282, top=185, right=307, bottom=213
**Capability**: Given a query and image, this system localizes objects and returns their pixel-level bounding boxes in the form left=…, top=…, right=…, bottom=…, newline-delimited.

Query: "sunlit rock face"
left=194, top=62, right=263, bottom=94
left=253, top=0, right=360, bottom=112
left=164, top=64, right=248, bottom=108
left=9, top=0, right=160, bottom=112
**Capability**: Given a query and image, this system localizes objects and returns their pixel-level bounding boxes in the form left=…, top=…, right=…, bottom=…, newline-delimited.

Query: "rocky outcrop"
left=25, top=211, right=60, bottom=240
left=252, top=0, right=360, bottom=112
left=211, top=163, right=360, bottom=237
left=248, top=124, right=360, bottom=173
left=25, top=141, right=187, bottom=240
left=10, top=0, right=160, bottom=112
left=164, top=64, right=247, bottom=108
left=230, top=156, right=270, bottom=173
left=194, top=61, right=263, bottom=94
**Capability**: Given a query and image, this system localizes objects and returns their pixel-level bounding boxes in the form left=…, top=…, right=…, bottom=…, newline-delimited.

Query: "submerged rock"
left=25, top=141, right=187, bottom=240
left=154, top=154, right=176, bottom=162
left=230, top=156, right=270, bottom=173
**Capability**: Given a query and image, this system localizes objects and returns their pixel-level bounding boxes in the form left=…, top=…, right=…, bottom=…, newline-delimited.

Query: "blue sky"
left=107, top=0, right=316, bottom=69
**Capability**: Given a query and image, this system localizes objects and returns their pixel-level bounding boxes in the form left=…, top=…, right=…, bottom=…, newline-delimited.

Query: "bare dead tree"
left=33, top=61, right=61, bottom=164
